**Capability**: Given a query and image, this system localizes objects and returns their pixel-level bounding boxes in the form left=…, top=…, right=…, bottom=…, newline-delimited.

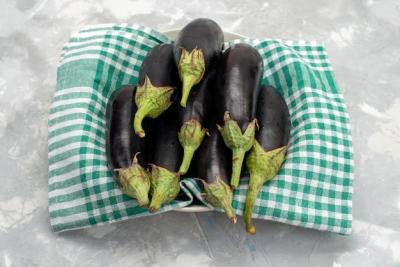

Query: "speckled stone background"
left=0, top=0, right=399, bottom=266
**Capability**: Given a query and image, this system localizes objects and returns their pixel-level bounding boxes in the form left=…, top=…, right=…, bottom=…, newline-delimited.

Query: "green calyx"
left=202, top=176, right=237, bottom=224
left=148, top=165, right=180, bottom=213
left=115, top=154, right=151, bottom=208
left=217, top=112, right=257, bottom=189
left=134, top=76, right=175, bottom=137
left=178, top=47, right=205, bottom=107
left=244, top=142, right=288, bottom=234
left=178, top=119, right=207, bottom=174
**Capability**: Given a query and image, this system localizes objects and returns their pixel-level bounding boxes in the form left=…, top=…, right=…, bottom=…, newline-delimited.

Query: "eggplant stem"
left=244, top=174, right=264, bottom=235
left=231, top=149, right=246, bottom=189
left=180, top=75, right=198, bottom=107
left=178, top=47, right=205, bottom=107
left=133, top=104, right=148, bottom=138
left=132, top=152, right=140, bottom=165
left=178, top=146, right=196, bottom=174
left=177, top=119, right=206, bottom=174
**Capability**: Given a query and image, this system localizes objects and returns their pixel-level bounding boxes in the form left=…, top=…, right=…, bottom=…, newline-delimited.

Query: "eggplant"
left=177, top=68, right=216, bottom=174
left=173, top=18, right=223, bottom=107
left=244, top=85, right=291, bottom=234
left=192, top=124, right=237, bottom=223
left=106, top=85, right=150, bottom=207
left=216, top=43, right=264, bottom=188
left=134, top=43, right=180, bottom=138
left=147, top=106, right=182, bottom=212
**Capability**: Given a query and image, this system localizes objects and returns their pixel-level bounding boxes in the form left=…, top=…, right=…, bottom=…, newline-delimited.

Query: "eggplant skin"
left=193, top=125, right=231, bottom=184
left=106, top=85, right=146, bottom=171
left=256, top=85, right=291, bottom=150
left=147, top=105, right=182, bottom=172
left=138, top=43, right=180, bottom=88
left=216, top=43, right=264, bottom=131
left=173, top=18, right=224, bottom=70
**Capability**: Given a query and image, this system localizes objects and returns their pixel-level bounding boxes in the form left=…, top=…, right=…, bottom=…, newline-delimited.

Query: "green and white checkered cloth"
left=48, top=24, right=354, bottom=234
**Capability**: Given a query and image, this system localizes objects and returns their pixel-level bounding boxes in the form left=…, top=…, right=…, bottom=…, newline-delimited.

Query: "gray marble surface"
left=1, top=0, right=399, bottom=266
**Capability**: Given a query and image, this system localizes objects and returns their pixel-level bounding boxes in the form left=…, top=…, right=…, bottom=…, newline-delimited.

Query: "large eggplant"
left=106, top=85, right=150, bottom=207
left=192, top=124, right=237, bottom=223
left=177, top=68, right=216, bottom=174
left=245, top=85, right=291, bottom=234
left=134, top=43, right=180, bottom=138
left=147, top=106, right=182, bottom=212
left=173, top=18, right=223, bottom=107
left=216, top=43, right=264, bottom=188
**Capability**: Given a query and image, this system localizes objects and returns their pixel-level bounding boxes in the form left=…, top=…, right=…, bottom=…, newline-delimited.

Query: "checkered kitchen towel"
left=48, top=24, right=354, bottom=234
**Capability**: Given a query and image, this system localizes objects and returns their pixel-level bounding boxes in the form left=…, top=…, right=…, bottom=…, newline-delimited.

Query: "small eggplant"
left=177, top=68, right=216, bottom=174
left=134, top=43, right=180, bottom=138
left=106, top=85, right=150, bottom=207
left=173, top=18, right=223, bottom=107
left=244, top=85, right=291, bottom=234
left=147, top=106, right=182, bottom=212
left=216, top=43, right=264, bottom=188
left=193, top=124, right=237, bottom=223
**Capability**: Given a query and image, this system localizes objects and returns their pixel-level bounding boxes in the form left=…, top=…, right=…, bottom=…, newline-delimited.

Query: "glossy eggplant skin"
left=244, top=85, right=291, bottom=234
left=173, top=18, right=224, bottom=73
left=106, top=85, right=150, bottom=207
left=133, top=43, right=181, bottom=138
left=107, top=85, right=145, bottom=172
left=256, top=85, right=291, bottom=150
left=191, top=124, right=236, bottom=223
left=173, top=18, right=223, bottom=107
left=146, top=104, right=183, bottom=212
left=193, top=126, right=231, bottom=185
left=215, top=43, right=264, bottom=188
left=216, top=43, right=263, bottom=131
left=150, top=106, right=182, bottom=172
left=138, top=43, right=180, bottom=89
left=176, top=68, right=217, bottom=174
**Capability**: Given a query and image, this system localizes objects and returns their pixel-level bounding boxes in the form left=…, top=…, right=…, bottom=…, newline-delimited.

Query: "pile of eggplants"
left=106, top=18, right=291, bottom=234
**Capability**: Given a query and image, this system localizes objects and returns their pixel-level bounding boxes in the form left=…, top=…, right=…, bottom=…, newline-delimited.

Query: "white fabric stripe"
left=265, top=57, right=332, bottom=77
left=49, top=164, right=110, bottom=183
left=58, top=54, right=140, bottom=78
left=49, top=117, right=106, bottom=136
left=287, top=87, right=346, bottom=107
left=53, top=87, right=107, bottom=104
left=50, top=211, right=89, bottom=226
left=48, top=130, right=106, bottom=146
left=51, top=97, right=104, bottom=110
left=48, top=118, right=105, bottom=133
left=80, top=23, right=117, bottom=31
left=49, top=198, right=88, bottom=212
left=49, top=140, right=105, bottom=157
left=49, top=107, right=104, bottom=122
left=262, top=47, right=329, bottom=65
left=58, top=54, right=101, bottom=67
left=61, top=43, right=143, bottom=62
left=59, top=46, right=143, bottom=68
left=49, top=177, right=118, bottom=211
left=65, top=30, right=157, bottom=49
left=49, top=154, right=107, bottom=172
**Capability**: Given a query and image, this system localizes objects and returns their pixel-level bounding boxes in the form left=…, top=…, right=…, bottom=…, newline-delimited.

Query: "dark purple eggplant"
left=192, top=124, right=237, bottom=223
left=216, top=43, right=264, bottom=188
left=245, top=85, right=291, bottom=234
left=173, top=18, right=223, bottom=107
left=147, top=106, right=182, bottom=213
left=177, top=68, right=216, bottom=174
left=134, top=43, right=180, bottom=138
left=106, top=85, right=150, bottom=207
